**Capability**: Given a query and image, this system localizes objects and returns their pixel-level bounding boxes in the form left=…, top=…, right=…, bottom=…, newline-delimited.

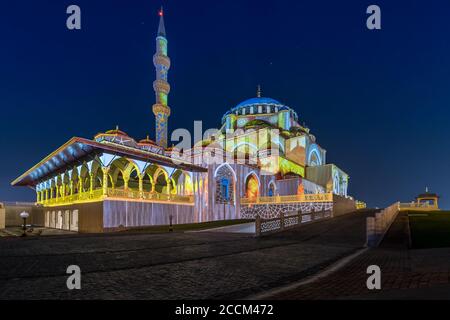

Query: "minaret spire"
left=152, top=7, right=171, bottom=148
left=257, top=85, right=262, bottom=98
left=157, top=6, right=166, bottom=37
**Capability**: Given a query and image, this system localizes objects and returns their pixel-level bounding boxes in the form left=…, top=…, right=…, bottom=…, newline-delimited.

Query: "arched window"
left=220, top=178, right=230, bottom=201
left=215, top=164, right=235, bottom=204
left=245, top=174, right=259, bottom=200
left=308, top=146, right=322, bottom=167
left=268, top=182, right=276, bottom=197
left=333, top=173, right=340, bottom=195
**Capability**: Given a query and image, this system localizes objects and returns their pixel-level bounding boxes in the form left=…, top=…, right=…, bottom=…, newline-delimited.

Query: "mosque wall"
left=4, top=203, right=44, bottom=227
left=103, top=200, right=194, bottom=230
left=206, top=163, right=262, bottom=222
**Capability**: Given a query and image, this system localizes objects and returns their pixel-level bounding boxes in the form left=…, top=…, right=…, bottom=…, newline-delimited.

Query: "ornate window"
left=220, top=178, right=229, bottom=201
left=268, top=182, right=276, bottom=197
left=215, top=164, right=235, bottom=204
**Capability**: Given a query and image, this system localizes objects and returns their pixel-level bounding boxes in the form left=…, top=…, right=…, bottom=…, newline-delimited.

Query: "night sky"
left=1, top=0, right=449, bottom=208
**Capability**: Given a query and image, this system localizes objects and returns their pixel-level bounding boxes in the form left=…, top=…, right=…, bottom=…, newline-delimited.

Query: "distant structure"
left=400, top=187, right=440, bottom=211
left=415, top=187, right=440, bottom=209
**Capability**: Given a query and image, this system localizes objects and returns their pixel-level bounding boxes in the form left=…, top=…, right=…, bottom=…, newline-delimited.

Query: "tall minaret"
left=152, top=7, right=171, bottom=148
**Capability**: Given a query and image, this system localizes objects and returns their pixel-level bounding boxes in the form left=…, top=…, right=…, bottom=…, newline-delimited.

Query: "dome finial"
left=116, top=125, right=119, bottom=130
left=257, top=85, right=262, bottom=98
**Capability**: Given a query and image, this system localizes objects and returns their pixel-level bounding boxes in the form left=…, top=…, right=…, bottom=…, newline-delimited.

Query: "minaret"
left=152, top=7, right=171, bottom=148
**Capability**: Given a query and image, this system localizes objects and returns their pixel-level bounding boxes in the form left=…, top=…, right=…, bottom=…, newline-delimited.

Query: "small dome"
left=103, top=126, right=129, bottom=136
left=138, top=136, right=157, bottom=145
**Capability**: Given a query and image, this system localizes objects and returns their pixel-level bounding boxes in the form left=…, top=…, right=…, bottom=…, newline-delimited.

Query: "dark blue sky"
left=1, top=0, right=449, bottom=208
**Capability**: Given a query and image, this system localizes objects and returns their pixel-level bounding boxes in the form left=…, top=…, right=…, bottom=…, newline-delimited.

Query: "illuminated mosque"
left=11, top=9, right=351, bottom=232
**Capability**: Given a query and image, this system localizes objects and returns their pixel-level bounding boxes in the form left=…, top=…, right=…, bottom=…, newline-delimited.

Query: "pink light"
left=159, top=9, right=163, bottom=16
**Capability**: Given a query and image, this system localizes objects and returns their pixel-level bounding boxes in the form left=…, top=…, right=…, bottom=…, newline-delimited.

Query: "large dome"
left=235, top=97, right=284, bottom=109
left=222, top=96, right=298, bottom=124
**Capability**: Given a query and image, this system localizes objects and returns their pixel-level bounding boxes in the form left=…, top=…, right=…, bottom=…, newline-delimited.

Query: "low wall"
left=43, top=201, right=103, bottom=233
left=4, top=202, right=44, bottom=227
left=0, top=203, right=5, bottom=229
left=256, top=210, right=332, bottom=236
left=103, top=200, right=195, bottom=231
left=366, top=202, right=400, bottom=247
left=240, top=201, right=333, bottom=219
left=333, top=195, right=357, bottom=217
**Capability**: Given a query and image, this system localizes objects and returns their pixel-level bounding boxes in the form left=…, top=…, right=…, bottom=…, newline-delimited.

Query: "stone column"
left=102, top=167, right=110, bottom=196
left=166, top=179, right=171, bottom=197
left=139, top=175, right=144, bottom=198
left=89, top=173, right=94, bottom=195
left=124, top=177, right=130, bottom=191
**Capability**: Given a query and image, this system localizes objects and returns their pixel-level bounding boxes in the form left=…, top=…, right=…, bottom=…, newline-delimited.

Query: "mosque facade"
left=11, top=10, right=352, bottom=232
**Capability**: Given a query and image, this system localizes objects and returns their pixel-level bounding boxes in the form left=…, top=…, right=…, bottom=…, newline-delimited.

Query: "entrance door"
left=51, top=211, right=56, bottom=228
left=57, top=211, right=63, bottom=229
left=45, top=211, right=50, bottom=227
left=70, top=210, right=79, bottom=231
left=64, top=210, right=70, bottom=230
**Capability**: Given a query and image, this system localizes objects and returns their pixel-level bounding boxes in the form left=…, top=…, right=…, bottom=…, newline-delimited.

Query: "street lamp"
left=19, top=211, right=29, bottom=237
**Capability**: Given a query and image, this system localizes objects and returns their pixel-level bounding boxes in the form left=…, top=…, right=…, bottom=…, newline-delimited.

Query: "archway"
left=268, top=181, right=276, bottom=197
left=214, top=163, right=236, bottom=204
left=245, top=173, right=259, bottom=200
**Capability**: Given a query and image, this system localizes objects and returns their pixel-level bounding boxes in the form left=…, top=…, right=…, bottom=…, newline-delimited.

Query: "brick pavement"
left=268, top=212, right=450, bottom=300
left=0, top=211, right=373, bottom=299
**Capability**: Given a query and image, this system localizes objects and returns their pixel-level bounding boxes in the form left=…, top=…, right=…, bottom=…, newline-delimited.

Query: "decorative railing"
left=107, top=189, right=194, bottom=203
left=399, top=202, right=439, bottom=211
left=255, top=210, right=332, bottom=236
left=43, top=189, right=104, bottom=206
left=241, top=193, right=333, bottom=205
left=39, top=188, right=194, bottom=206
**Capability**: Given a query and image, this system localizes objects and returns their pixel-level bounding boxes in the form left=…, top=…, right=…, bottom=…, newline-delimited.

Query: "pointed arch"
left=268, top=180, right=276, bottom=197
left=245, top=172, right=260, bottom=200
left=214, top=163, right=236, bottom=204
left=214, top=163, right=237, bottom=181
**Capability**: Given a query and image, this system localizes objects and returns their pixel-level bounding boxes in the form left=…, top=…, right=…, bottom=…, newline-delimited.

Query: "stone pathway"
left=267, top=212, right=450, bottom=300
left=0, top=211, right=374, bottom=300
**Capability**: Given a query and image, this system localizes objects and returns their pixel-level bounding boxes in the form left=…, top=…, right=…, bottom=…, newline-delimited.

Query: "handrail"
left=241, top=193, right=333, bottom=205
left=399, top=202, right=438, bottom=208
left=38, top=188, right=194, bottom=206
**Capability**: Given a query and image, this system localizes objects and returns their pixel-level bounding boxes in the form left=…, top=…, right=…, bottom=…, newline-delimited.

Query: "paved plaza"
left=0, top=211, right=372, bottom=300
left=268, top=213, right=450, bottom=299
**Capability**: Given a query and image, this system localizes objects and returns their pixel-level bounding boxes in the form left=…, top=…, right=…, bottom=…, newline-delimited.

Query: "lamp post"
left=19, top=211, right=29, bottom=237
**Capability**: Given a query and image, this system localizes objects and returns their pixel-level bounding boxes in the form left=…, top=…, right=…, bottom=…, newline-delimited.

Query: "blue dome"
left=235, top=97, right=284, bottom=108
left=221, top=96, right=299, bottom=125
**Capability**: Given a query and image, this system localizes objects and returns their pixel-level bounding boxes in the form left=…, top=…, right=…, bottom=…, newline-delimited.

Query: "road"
left=0, top=210, right=374, bottom=299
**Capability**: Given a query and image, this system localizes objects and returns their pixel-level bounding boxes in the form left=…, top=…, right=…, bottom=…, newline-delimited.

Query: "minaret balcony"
left=153, top=79, right=171, bottom=94
left=153, top=54, right=171, bottom=68
left=152, top=103, right=171, bottom=116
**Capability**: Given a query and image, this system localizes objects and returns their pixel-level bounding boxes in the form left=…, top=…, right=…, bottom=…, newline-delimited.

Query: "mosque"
left=11, top=9, right=353, bottom=233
